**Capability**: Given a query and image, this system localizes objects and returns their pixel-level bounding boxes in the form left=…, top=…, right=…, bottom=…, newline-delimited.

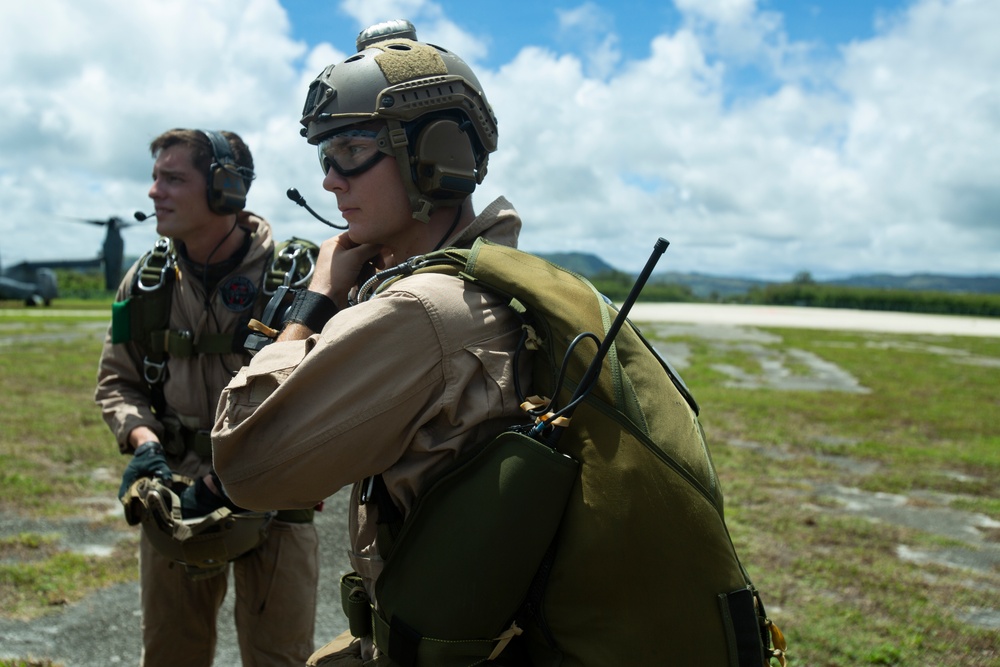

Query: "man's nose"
left=322, top=167, right=348, bottom=193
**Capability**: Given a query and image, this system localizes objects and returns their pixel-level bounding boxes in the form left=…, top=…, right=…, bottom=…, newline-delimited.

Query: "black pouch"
left=375, top=430, right=579, bottom=645
left=719, top=587, right=767, bottom=667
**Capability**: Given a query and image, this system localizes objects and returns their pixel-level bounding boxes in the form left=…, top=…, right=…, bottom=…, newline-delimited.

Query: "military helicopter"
left=0, top=213, right=151, bottom=305
left=0, top=258, right=59, bottom=306
left=68, top=214, right=151, bottom=290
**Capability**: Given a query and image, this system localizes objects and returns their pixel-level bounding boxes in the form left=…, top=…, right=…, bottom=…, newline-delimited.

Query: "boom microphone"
left=134, top=211, right=156, bottom=221
left=287, top=188, right=347, bottom=229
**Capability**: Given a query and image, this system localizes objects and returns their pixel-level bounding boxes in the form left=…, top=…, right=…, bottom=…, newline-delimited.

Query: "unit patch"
left=220, top=276, right=257, bottom=312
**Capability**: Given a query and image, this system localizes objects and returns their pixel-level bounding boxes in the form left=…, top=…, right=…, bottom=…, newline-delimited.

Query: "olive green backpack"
left=340, top=238, right=786, bottom=667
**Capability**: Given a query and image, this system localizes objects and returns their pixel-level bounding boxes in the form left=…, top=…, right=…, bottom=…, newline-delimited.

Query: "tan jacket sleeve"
left=94, top=267, right=163, bottom=453
left=213, top=273, right=525, bottom=511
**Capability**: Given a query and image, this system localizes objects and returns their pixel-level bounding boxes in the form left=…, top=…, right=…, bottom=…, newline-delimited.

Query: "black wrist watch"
left=282, top=290, right=338, bottom=332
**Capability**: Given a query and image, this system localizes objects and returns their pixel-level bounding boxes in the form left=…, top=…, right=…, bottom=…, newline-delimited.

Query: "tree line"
left=734, top=282, right=1000, bottom=317
left=588, top=270, right=1000, bottom=317
left=54, top=268, right=1000, bottom=318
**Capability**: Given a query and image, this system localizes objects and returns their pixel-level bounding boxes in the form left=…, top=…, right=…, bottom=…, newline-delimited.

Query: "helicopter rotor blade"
left=67, top=217, right=110, bottom=227
left=66, top=216, right=144, bottom=228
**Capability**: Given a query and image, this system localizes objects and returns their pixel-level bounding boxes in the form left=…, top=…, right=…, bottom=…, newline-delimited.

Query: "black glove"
left=180, top=471, right=245, bottom=519
left=118, top=441, right=172, bottom=500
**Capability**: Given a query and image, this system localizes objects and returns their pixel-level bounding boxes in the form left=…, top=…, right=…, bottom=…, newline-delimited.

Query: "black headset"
left=201, top=130, right=253, bottom=215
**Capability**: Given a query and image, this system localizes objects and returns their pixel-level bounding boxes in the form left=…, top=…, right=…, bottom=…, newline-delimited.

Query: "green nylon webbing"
left=338, top=571, right=509, bottom=667
left=148, top=330, right=234, bottom=357
left=372, top=609, right=500, bottom=667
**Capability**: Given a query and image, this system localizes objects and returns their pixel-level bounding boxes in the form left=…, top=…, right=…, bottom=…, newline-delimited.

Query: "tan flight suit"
left=212, top=198, right=530, bottom=664
left=95, top=212, right=319, bottom=667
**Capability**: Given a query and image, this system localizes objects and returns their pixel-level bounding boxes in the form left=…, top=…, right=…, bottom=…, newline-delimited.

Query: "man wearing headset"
left=211, top=21, right=531, bottom=665
left=95, top=129, right=319, bottom=666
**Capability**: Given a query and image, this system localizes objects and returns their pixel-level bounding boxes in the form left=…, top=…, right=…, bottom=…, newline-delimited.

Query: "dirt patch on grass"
left=0, top=491, right=353, bottom=666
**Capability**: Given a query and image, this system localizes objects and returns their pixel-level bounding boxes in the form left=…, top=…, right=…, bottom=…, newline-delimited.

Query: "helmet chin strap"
left=432, top=204, right=464, bottom=252
left=410, top=196, right=435, bottom=224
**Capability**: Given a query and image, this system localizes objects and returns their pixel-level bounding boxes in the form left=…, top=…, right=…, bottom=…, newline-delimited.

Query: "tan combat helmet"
left=299, top=19, right=498, bottom=222
left=122, top=475, right=274, bottom=577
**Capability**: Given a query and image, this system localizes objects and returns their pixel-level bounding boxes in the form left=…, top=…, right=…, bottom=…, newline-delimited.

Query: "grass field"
left=0, top=303, right=997, bottom=666
left=655, top=324, right=1000, bottom=666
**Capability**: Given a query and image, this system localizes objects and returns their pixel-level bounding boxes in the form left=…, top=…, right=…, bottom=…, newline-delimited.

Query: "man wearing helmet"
left=95, top=129, right=320, bottom=666
left=212, top=20, right=530, bottom=665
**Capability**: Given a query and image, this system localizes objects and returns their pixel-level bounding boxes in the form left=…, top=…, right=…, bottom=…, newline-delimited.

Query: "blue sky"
left=1, top=0, right=997, bottom=280
left=280, top=0, right=910, bottom=101
left=282, top=1, right=901, bottom=66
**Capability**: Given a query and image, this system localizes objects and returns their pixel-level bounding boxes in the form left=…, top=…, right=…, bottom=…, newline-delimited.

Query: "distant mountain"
left=650, top=272, right=771, bottom=299
left=537, top=252, right=1000, bottom=297
left=825, top=273, right=1000, bottom=294
left=537, top=252, right=766, bottom=298
left=535, top=252, right=617, bottom=276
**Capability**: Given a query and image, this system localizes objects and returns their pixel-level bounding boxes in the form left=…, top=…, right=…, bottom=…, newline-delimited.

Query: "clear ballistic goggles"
left=318, top=126, right=393, bottom=177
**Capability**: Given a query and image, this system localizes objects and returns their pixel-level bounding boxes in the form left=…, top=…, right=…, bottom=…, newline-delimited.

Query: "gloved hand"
left=118, top=441, right=172, bottom=500
left=180, top=470, right=245, bottom=519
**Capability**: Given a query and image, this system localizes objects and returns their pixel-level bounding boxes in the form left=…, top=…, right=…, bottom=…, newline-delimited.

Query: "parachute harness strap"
left=265, top=241, right=316, bottom=295
left=136, top=237, right=177, bottom=293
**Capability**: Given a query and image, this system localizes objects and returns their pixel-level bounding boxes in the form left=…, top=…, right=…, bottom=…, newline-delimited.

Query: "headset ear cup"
left=202, top=130, right=250, bottom=215
left=412, top=119, right=479, bottom=199
left=207, top=162, right=248, bottom=215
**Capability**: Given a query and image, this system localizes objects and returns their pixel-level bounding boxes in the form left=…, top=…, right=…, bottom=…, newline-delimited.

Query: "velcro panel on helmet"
left=374, top=41, right=447, bottom=84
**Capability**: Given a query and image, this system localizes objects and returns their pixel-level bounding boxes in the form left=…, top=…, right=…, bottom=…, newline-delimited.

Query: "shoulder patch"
left=220, top=276, right=257, bottom=312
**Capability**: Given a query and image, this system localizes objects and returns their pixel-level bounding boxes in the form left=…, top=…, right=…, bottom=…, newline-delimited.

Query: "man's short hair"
left=150, top=129, right=254, bottom=192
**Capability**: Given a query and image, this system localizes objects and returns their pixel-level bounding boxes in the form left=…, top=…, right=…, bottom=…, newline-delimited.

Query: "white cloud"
left=1, top=0, right=997, bottom=283
left=481, top=0, right=1000, bottom=277
left=837, top=0, right=1000, bottom=240
left=0, top=0, right=317, bottom=267
left=556, top=3, right=622, bottom=78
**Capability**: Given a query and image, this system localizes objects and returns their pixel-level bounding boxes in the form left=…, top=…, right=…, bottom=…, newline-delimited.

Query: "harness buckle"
left=137, top=238, right=176, bottom=293
left=265, top=243, right=316, bottom=295
left=143, top=357, right=168, bottom=384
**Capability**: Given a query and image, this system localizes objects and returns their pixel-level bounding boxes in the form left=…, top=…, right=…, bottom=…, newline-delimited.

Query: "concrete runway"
left=627, top=302, right=1000, bottom=337
left=4, top=302, right=999, bottom=337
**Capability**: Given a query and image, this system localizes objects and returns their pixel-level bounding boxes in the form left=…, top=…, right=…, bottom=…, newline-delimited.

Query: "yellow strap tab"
left=521, top=323, right=543, bottom=350
left=520, top=395, right=550, bottom=412
left=520, top=396, right=571, bottom=427
left=248, top=318, right=280, bottom=339
left=487, top=621, right=523, bottom=662
left=767, top=620, right=787, bottom=667
left=536, top=412, right=571, bottom=428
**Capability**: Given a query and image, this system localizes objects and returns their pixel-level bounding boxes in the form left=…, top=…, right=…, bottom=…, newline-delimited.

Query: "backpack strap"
left=352, top=247, right=469, bottom=305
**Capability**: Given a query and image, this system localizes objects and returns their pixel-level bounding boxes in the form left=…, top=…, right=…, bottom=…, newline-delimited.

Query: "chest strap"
left=148, top=329, right=236, bottom=358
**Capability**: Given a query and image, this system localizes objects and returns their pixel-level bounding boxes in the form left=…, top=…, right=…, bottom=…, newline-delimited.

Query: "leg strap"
left=338, top=571, right=523, bottom=666
left=340, top=573, right=373, bottom=639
